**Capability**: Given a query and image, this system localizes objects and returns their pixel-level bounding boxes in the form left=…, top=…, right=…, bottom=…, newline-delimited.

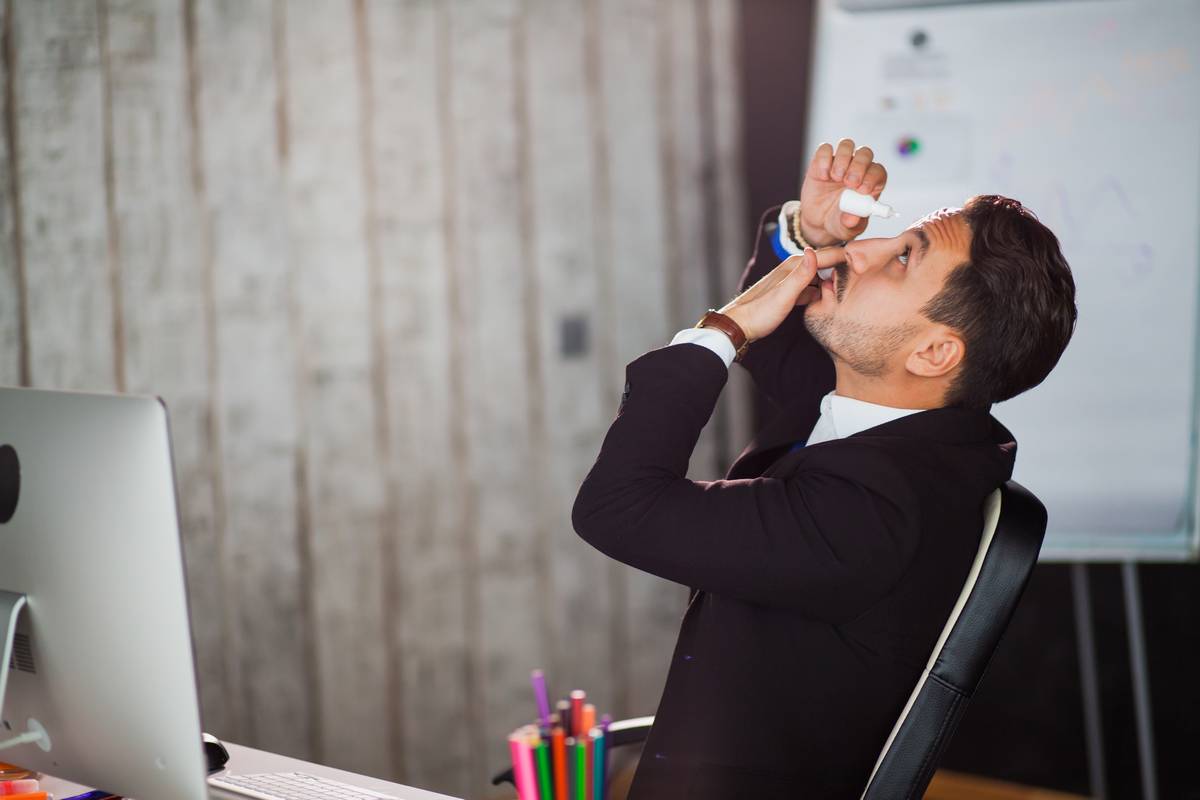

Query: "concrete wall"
left=0, top=0, right=751, bottom=795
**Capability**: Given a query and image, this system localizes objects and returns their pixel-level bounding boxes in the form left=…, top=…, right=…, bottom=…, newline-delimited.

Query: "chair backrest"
left=860, top=479, right=1047, bottom=800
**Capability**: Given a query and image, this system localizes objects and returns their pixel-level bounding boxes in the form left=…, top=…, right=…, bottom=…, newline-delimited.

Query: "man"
left=571, top=138, right=1077, bottom=798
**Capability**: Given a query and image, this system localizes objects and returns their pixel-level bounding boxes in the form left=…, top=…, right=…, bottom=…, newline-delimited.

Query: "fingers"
left=810, top=142, right=834, bottom=181
left=795, top=285, right=821, bottom=306
left=743, top=254, right=802, bottom=301
left=820, top=139, right=886, bottom=194
left=810, top=244, right=847, bottom=269
left=794, top=246, right=846, bottom=287
left=843, top=146, right=874, bottom=189
left=776, top=254, right=810, bottom=287
left=749, top=247, right=844, bottom=299
left=778, top=255, right=817, bottom=309
left=793, top=250, right=819, bottom=286
left=830, top=139, right=855, bottom=180
left=859, top=162, right=888, bottom=198
left=840, top=211, right=865, bottom=231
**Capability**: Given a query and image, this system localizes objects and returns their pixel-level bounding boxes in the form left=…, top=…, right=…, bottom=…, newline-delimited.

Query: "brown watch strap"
left=694, top=309, right=750, bottom=362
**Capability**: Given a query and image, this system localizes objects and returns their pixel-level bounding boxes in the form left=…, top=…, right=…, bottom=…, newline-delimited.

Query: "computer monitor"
left=0, top=386, right=209, bottom=799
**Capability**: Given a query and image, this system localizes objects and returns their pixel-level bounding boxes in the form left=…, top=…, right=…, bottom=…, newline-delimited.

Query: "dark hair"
left=921, top=195, right=1077, bottom=410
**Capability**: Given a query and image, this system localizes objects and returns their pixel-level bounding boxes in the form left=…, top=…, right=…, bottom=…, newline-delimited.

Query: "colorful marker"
left=591, top=727, right=606, bottom=800
left=556, top=699, right=572, bottom=735
left=599, top=714, right=612, bottom=784
left=581, top=703, right=595, bottom=736
left=531, top=669, right=552, bottom=727
left=552, top=726, right=568, bottom=800
left=585, top=731, right=595, bottom=800
left=569, top=690, right=586, bottom=736
left=509, top=729, right=535, bottom=800
left=565, top=737, right=576, bottom=796
left=522, top=727, right=540, bottom=800
left=535, top=736, right=553, bottom=800
left=575, top=737, right=587, bottom=800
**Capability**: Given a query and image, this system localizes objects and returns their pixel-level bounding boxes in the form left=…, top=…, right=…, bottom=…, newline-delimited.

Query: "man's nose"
left=844, top=244, right=876, bottom=275
left=844, top=241, right=892, bottom=275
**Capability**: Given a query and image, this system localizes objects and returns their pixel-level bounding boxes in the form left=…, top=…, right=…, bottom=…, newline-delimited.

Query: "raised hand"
left=797, top=138, right=889, bottom=247
left=719, top=246, right=846, bottom=342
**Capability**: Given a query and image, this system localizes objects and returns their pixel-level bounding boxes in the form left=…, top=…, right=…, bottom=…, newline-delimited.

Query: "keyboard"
left=208, top=771, right=399, bottom=800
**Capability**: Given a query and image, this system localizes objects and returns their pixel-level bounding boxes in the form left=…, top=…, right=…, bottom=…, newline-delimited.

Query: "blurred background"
left=0, top=0, right=1197, bottom=799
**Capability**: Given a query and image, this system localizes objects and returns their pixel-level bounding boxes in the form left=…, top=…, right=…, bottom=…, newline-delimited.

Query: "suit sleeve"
left=572, top=342, right=920, bottom=620
left=734, top=206, right=836, bottom=411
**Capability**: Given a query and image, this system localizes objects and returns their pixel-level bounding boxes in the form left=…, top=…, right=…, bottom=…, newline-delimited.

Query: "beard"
left=804, top=295, right=917, bottom=379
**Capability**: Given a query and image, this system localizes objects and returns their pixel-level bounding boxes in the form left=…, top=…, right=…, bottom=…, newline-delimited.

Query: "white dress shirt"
left=668, top=326, right=924, bottom=443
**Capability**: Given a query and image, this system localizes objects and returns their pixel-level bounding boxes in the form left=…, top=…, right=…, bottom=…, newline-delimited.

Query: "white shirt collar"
left=805, top=390, right=925, bottom=447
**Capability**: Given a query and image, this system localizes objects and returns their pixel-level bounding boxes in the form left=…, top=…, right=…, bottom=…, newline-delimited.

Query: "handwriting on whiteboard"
left=984, top=157, right=1155, bottom=277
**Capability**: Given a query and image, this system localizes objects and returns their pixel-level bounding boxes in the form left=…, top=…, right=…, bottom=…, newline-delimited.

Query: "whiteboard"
left=806, top=0, right=1200, bottom=560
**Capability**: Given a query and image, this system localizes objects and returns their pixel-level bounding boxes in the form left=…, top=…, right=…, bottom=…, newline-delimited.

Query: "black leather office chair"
left=493, top=480, right=1047, bottom=799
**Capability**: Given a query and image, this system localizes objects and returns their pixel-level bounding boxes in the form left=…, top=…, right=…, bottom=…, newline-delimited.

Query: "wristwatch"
left=694, top=309, right=750, bottom=362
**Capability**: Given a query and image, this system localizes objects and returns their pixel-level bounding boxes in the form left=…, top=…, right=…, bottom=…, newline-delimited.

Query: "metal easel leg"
left=1070, top=563, right=1106, bottom=800
left=1121, top=561, right=1158, bottom=800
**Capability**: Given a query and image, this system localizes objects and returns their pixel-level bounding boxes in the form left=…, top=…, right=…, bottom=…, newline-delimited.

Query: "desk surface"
left=38, top=741, right=464, bottom=800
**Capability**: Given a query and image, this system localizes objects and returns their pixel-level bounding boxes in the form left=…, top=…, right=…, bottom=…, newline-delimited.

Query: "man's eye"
left=897, top=245, right=911, bottom=266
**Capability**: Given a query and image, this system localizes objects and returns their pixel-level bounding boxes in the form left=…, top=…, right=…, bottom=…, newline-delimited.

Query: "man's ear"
left=905, top=326, right=964, bottom=379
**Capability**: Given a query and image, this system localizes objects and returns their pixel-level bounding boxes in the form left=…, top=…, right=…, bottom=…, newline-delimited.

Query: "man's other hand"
left=719, top=246, right=846, bottom=342
left=798, top=138, right=889, bottom=246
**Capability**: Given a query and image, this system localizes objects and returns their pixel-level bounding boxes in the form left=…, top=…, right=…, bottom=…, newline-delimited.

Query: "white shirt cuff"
left=776, top=200, right=804, bottom=256
left=669, top=326, right=736, bottom=368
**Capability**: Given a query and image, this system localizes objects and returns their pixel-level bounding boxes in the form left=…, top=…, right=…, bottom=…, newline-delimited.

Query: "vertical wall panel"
left=102, top=0, right=231, bottom=737
left=361, top=0, right=474, bottom=792
left=657, top=0, right=726, bottom=483
left=190, top=0, right=312, bottom=758
left=593, top=0, right=687, bottom=719
left=0, top=0, right=24, bottom=386
left=278, top=0, right=391, bottom=776
left=520, top=0, right=618, bottom=724
left=445, top=1, right=551, bottom=789
left=15, top=0, right=115, bottom=391
left=707, top=0, right=754, bottom=460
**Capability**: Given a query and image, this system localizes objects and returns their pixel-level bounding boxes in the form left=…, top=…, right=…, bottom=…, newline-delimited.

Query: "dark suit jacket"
left=571, top=207, right=1018, bottom=798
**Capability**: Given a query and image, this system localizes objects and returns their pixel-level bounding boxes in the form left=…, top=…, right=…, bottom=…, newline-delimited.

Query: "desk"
left=36, top=741, right=464, bottom=800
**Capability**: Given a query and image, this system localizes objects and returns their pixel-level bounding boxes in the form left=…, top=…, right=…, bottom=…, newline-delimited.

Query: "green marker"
left=576, top=737, right=587, bottom=800
left=535, top=740, right=553, bottom=800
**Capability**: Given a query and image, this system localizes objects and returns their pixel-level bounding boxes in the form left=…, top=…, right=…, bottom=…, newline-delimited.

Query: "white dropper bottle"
left=838, top=188, right=899, bottom=220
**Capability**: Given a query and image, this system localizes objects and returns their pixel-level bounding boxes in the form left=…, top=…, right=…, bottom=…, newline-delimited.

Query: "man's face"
left=803, top=207, right=973, bottom=378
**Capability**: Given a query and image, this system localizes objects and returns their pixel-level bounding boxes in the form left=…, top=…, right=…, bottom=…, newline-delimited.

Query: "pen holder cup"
left=491, top=716, right=652, bottom=800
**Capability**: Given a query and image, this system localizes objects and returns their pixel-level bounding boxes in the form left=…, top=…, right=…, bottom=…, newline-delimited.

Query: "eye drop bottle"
left=839, top=188, right=899, bottom=220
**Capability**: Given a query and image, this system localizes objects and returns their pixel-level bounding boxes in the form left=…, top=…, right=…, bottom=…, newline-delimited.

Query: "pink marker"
left=508, top=731, right=533, bottom=800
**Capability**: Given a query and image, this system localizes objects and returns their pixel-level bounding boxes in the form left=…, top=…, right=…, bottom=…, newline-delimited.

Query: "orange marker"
left=581, top=703, right=596, bottom=736
left=552, top=725, right=568, bottom=800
